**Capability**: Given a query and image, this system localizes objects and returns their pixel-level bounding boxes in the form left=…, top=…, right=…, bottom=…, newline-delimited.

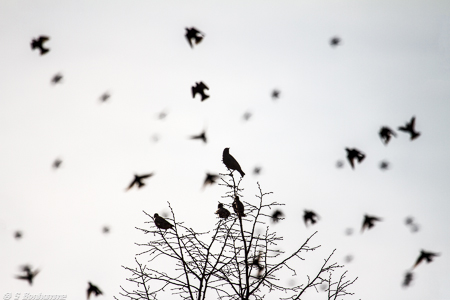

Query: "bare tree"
left=116, top=171, right=357, bottom=300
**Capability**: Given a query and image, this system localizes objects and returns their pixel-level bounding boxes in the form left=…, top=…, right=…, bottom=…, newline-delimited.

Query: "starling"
left=271, top=89, right=280, bottom=100
left=330, top=36, right=341, bottom=47
left=14, top=231, right=22, bottom=239
left=379, top=126, right=397, bottom=145
left=192, top=81, right=209, bottom=101
left=232, top=196, right=246, bottom=218
left=87, top=282, right=103, bottom=300
left=190, top=130, right=207, bottom=143
left=31, top=36, right=50, bottom=55
left=203, top=172, right=219, bottom=188
left=52, top=158, right=62, bottom=169
left=361, top=214, right=382, bottom=232
left=413, top=250, right=439, bottom=268
left=303, top=210, right=319, bottom=226
left=51, top=73, right=63, bottom=84
left=126, top=173, right=154, bottom=191
left=99, top=92, right=110, bottom=102
left=345, top=148, right=365, bottom=169
left=253, top=166, right=262, bottom=175
left=102, top=226, right=110, bottom=234
left=379, top=160, right=390, bottom=170
left=154, top=213, right=173, bottom=230
left=15, top=265, right=39, bottom=285
left=398, top=116, right=420, bottom=140
left=271, top=210, right=284, bottom=223
left=185, top=27, right=204, bottom=48
left=215, top=203, right=231, bottom=219
left=222, top=148, right=245, bottom=177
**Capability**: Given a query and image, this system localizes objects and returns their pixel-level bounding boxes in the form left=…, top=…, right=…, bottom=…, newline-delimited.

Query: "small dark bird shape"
left=15, top=265, right=39, bottom=285
left=154, top=213, right=173, bottom=230
left=203, top=172, right=219, bottom=188
left=87, top=282, right=103, bottom=299
left=330, top=36, right=341, bottom=47
left=157, top=110, right=167, bottom=120
left=192, top=82, right=209, bottom=101
left=31, top=36, right=50, bottom=55
left=99, top=92, right=110, bottom=102
left=379, top=126, right=397, bottom=145
left=336, top=160, right=344, bottom=168
left=126, top=173, right=154, bottom=190
left=345, top=148, right=365, bottom=169
left=253, top=166, right=262, bottom=175
left=379, top=160, right=390, bottom=170
left=232, top=196, right=246, bottom=218
left=102, top=226, right=110, bottom=234
left=14, top=231, right=22, bottom=239
left=361, top=214, right=382, bottom=232
left=185, top=27, right=204, bottom=48
left=402, top=271, right=414, bottom=287
left=303, top=210, right=319, bottom=226
left=271, top=89, right=280, bottom=100
left=398, top=116, right=420, bottom=140
left=413, top=250, right=439, bottom=268
left=190, top=130, right=207, bottom=143
left=51, top=73, right=63, bottom=84
left=53, top=158, right=62, bottom=169
left=243, top=111, right=252, bottom=121
left=222, top=148, right=245, bottom=177
left=215, top=203, right=231, bottom=219
left=271, top=210, right=284, bottom=223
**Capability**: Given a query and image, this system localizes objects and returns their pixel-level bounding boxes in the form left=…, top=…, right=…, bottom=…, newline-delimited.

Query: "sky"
left=1, top=0, right=450, bottom=299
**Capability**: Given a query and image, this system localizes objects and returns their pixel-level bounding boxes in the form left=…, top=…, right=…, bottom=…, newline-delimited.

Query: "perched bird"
left=52, top=158, right=62, bottom=169
left=303, top=210, right=319, bottom=227
left=398, top=116, right=420, bottom=140
left=222, top=148, right=245, bottom=177
left=51, top=73, right=63, bottom=85
left=330, top=36, right=341, bottom=47
left=126, top=173, right=154, bottom=191
left=31, top=36, right=50, bottom=55
left=379, top=126, right=397, bottom=145
left=215, top=203, right=231, bottom=219
left=345, top=148, right=365, bottom=169
left=192, top=82, right=209, bottom=101
left=190, top=130, right=207, bottom=143
left=203, top=172, right=219, bottom=188
left=154, top=213, right=173, bottom=230
left=271, top=89, right=280, bottom=100
left=379, top=160, right=390, bottom=171
left=14, top=231, right=23, bottom=239
left=99, top=92, right=110, bottom=102
left=87, top=282, right=103, bottom=299
left=402, top=271, right=414, bottom=288
left=361, top=214, right=382, bottom=232
left=232, top=196, right=246, bottom=218
left=15, top=265, right=39, bottom=285
left=413, top=250, right=440, bottom=268
left=185, top=27, right=204, bottom=48
left=271, top=210, right=284, bottom=223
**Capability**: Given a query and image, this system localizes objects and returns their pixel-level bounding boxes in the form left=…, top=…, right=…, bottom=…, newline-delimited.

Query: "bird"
left=222, top=148, right=245, bottom=177
left=31, top=36, right=50, bottom=55
left=253, top=166, right=262, bottom=175
left=154, top=213, right=173, bottom=230
left=15, top=265, right=39, bottom=285
left=413, top=250, right=440, bottom=268
left=405, top=216, right=420, bottom=233
left=336, top=160, right=344, bottom=169
left=271, top=210, right=284, bottom=223
left=191, top=82, right=209, bottom=101
left=232, top=196, right=246, bottom=218
left=345, top=148, right=365, bottom=169
left=303, top=210, right=319, bottom=227
left=330, top=36, right=341, bottom=47
left=99, top=92, right=110, bottom=102
left=252, top=251, right=264, bottom=278
left=379, top=160, right=390, bottom=170
left=190, top=130, right=207, bottom=143
left=102, top=226, right=110, bottom=234
left=14, top=231, right=22, bottom=239
left=398, top=116, right=420, bottom=140
left=215, top=203, right=231, bottom=219
left=379, top=126, right=397, bottom=145
left=126, top=173, right=154, bottom=191
left=157, top=110, right=168, bottom=120
left=203, top=173, right=219, bottom=188
left=185, top=27, right=204, bottom=48
left=52, top=158, right=62, bottom=169
left=271, top=89, right=280, bottom=100
left=361, top=214, right=382, bottom=232
left=51, top=73, right=63, bottom=84
left=402, top=271, right=414, bottom=287
left=242, top=111, right=252, bottom=121
left=87, top=282, right=103, bottom=299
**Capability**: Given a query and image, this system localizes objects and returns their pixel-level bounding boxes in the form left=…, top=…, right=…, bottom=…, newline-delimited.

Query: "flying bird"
left=52, top=158, right=62, bottom=169
left=271, top=210, right=284, bottom=223
left=402, top=271, right=414, bottom=287
left=232, top=196, right=246, bottom=218
left=192, top=82, right=209, bottom=101
left=15, top=265, right=39, bottom=285
left=242, top=111, right=252, bottom=121
left=31, top=36, right=50, bottom=55
left=413, top=250, right=439, bottom=268
left=271, top=89, right=280, bottom=100
left=154, top=213, right=173, bottom=230
left=303, top=210, right=319, bottom=226
left=190, top=130, right=207, bottom=143
left=361, top=214, right=382, bottom=232
left=379, top=126, right=397, bottom=145
left=102, top=226, right=110, bottom=234
left=330, top=36, right=341, bottom=47
left=185, top=27, right=204, bottom=48
left=345, top=148, right=365, bottom=169
left=379, top=160, right=390, bottom=171
left=398, top=116, right=420, bottom=140
left=99, top=92, right=110, bottom=102
left=51, top=73, right=63, bottom=85
left=336, top=160, right=344, bottom=169
left=203, top=172, right=219, bottom=188
left=87, top=282, right=103, bottom=299
left=215, top=203, right=231, bottom=219
left=405, top=216, right=420, bottom=233
left=126, top=173, right=154, bottom=191
left=253, top=166, right=262, bottom=175
left=222, top=148, right=245, bottom=177
left=14, top=231, right=22, bottom=239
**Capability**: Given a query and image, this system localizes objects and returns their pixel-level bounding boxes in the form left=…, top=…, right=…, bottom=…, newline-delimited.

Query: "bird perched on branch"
left=361, top=214, right=382, bottom=232
left=154, top=213, right=173, bottom=230
left=15, top=265, right=39, bottom=285
left=126, top=173, right=154, bottom=191
left=379, top=126, right=397, bottom=145
left=185, top=27, right=204, bottom=48
left=303, top=210, right=319, bottom=227
left=413, top=250, right=439, bottom=268
left=87, top=282, right=103, bottom=299
left=31, top=36, right=50, bottom=55
left=398, top=116, right=420, bottom=140
left=222, top=148, right=245, bottom=177
left=345, top=148, right=365, bottom=169
left=192, top=82, right=209, bottom=101
left=215, top=203, right=231, bottom=219
left=233, top=196, right=246, bottom=218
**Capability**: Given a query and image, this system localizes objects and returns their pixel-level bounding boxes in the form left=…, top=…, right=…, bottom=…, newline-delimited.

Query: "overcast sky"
left=1, top=1, right=450, bottom=299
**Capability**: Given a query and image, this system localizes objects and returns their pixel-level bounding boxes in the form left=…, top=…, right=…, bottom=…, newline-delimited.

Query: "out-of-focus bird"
left=271, top=89, right=280, bottom=100
left=336, top=160, right=344, bottom=169
left=154, top=213, right=173, bottom=230
left=379, top=160, right=390, bottom=170
left=330, top=36, right=341, bottom=47
left=215, top=203, right=231, bottom=219
left=303, top=210, right=319, bottom=226
left=99, top=92, right=110, bottom=102
left=344, top=254, right=354, bottom=263
left=413, top=250, right=440, bottom=268
left=271, top=210, right=284, bottom=223
left=222, top=148, right=245, bottom=177
left=398, top=116, right=420, bottom=140
left=345, top=228, right=354, bottom=236
left=361, top=214, right=382, bottom=232
left=190, top=130, right=207, bottom=143
left=253, top=166, right=262, bottom=175
left=252, top=251, right=264, bottom=278
left=185, top=27, right=204, bottom=48
left=51, top=73, right=63, bottom=85
left=102, top=226, right=110, bottom=234
left=126, top=173, right=154, bottom=191
left=87, top=282, right=103, bottom=299
left=52, top=158, right=62, bottom=169
left=14, top=231, right=22, bottom=239
left=232, top=196, right=246, bottom=218
left=243, top=111, right=252, bottom=121
left=379, top=126, right=397, bottom=145
left=405, top=216, right=420, bottom=233
left=15, top=265, right=39, bottom=285
left=203, top=172, right=219, bottom=188
left=402, top=271, right=414, bottom=287
left=157, top=110, right=167, bottom=120
left=31, top=36, right=50, bottom=55
left=345, top=148, right=365, bottom=169
left=192, top=82, right=209, bottom=101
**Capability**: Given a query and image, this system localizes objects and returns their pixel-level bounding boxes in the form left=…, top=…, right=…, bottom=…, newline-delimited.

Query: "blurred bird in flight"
left=271, top=89, right=280, bottom=100
left=52, top=158, right=62, bottom=169
left=398, top=116, right=420, bottom=140
left=379, top=160, right=390, bottom=171
left=203, top=172, right=219, bottom=188
left=87, top=282, right=103, bottom=299
left=126, top=173, right=154, bottom=191
left=192, top=81, right=209, bottom=101
left=222, top=148, right=245, bottom=177
left=379, top=126, right=396, bottom=145
left=190, top=130, right=207, bottom=143
left=51, top=73, right=63, bottom=85
left=31, top=36, right=50, bottom=55
left=99, top=92, right=110, bottom=102
left=271, top=209, right=284, bottom=223
left=413, top=250, right=439, bottom=268
left=185, top=27, right=204, bottom=48
left=361, top=214, right=382, bottom=232
left=330, top=36, right=341, bottom=47
left=345, top=148, right=365, bottom=169
left=15, top=265, right=39, bottom=285
left=303, top=210, right=319, bottom=226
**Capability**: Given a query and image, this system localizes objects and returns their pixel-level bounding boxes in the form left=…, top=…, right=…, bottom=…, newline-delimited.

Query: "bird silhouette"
left=232, top=196, right=246, bottom=218
left=215, top=203, right=231, bottom=219
left=345, top=148, right=365, bottom=169
left=402, top=271, right=414, bottom=287
left=253, top=166, right=262, bottom=175
left=303, top=210, right=319, bottom=226
left=154, top=213, right=173, bottom=230
left=185, top=27, right=204, bottom=48
left=203, top=172, right=219, bottom=188
left=126, top=173, right=154, bottom=191
left=51, top=73, right=63, bottom=84
left=330, top=36, right=341, bottom=47
left=379, top=126, right=397, bottom=145
left=379, top=160, right=390, bottom=170
left=222, top=148, right=245, bottom=177
left=14, top=231, right=22, bottom=239
left=87, top=282, right=103, bottom=299
left=242, top=111, right=252, bottom=121
left=15, top=265, right=39, bottom=285
left=102, top=226, right=110, bottom=234
left=52, top=158, right=62, bottom=169
left=271, top=89, right=280, bottom=100
left=413, top=250, right=439, bottom=268
left=271, top=210, right=284, bottom=223
left=361, top=214, right=382, bottom=232
left=31, top=36, right=50, bottom=55
left=190, top=130, right=207, bottom=143
left=398, top=116, right=420, bottom=140
left=99, top=92, right=110, bottom=102
left=192, top=82, right=209, bottom=101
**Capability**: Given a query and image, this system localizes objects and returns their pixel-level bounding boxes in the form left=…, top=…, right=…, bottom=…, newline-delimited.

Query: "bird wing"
left=199, top=82, right=208, bottom=90
left=410, top=116, right=416, bottom=128
left=126, top=178, right=137, bottom=190
left=139, top=173, right=154, bottom=179
left=191, top=86, right=197, bottom=97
